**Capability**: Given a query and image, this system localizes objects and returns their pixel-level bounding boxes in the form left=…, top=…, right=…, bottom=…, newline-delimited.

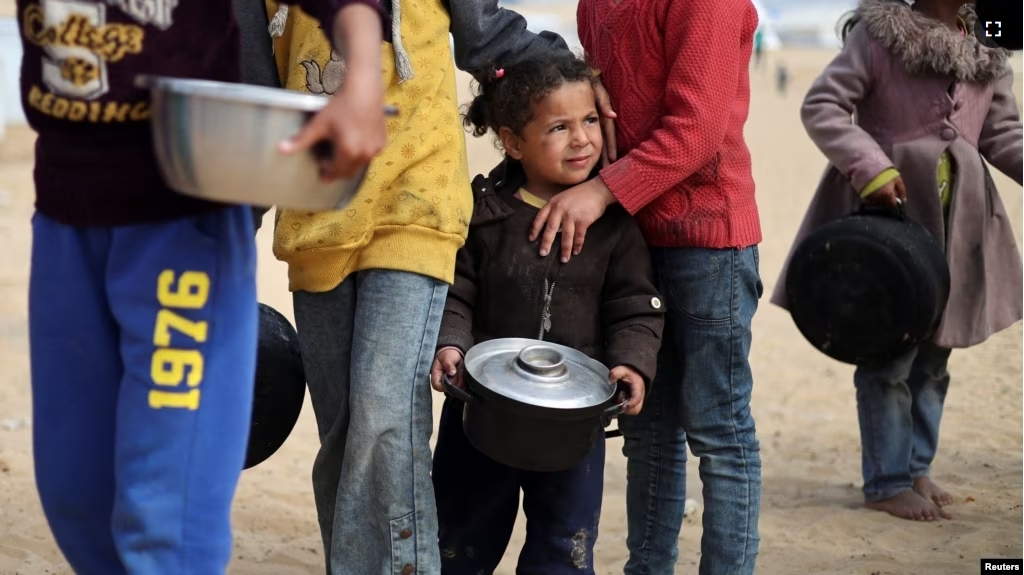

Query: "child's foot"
left=865, top=489, right=952, bottom=521
left=913, top=476, right=955, bottom=507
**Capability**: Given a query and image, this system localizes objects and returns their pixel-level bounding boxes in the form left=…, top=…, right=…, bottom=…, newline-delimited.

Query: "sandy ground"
left=0, top=3, right=1022, bottom=574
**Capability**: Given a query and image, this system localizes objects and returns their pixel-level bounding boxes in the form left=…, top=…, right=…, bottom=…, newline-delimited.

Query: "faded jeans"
left=620, top=247, right=763, bottom=575
left=293, top=270, right=447, bottom=575
left=854, top=342, right=952, bottom=502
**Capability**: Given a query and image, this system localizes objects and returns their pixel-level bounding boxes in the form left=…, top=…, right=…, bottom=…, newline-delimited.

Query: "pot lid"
left=464, top=338, right=614, bottom=410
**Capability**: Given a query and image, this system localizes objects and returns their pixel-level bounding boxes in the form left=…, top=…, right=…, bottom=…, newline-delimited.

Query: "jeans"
left=854, top=342, right=952, bottom=502
left=29, top=207, right=258, bottom=574
left=293, top=270, right=448, bottom=575
left=432, top=398, right=604, bottom=575
left=619, top=247, right=763, bottom=575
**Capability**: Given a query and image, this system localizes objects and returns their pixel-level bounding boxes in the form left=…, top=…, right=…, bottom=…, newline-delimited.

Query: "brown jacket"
left=772, top=0, right=1023, bottom=349
left=437, top=161, right=665, bottom=384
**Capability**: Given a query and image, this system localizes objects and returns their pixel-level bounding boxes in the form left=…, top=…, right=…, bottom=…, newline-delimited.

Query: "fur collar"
left=855, top=0, right=1009, bottom=84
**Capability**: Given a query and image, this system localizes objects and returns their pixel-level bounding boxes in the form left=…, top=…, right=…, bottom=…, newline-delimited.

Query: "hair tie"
left=494, top=68, right=505, bottom=79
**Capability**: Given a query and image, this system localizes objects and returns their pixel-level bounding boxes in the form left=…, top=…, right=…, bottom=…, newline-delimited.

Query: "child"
left=772, top=0, right=1023, bottom=522
left=265, top=2, right=615, bottom=573
left=428, top=53, right=665, bottom=575
left=531, top=1, right=764, bottom=573
left=17, top=0, right=386, bottom=571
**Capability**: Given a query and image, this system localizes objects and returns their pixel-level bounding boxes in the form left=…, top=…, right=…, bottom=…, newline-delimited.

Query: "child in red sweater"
left=529, top=1, right=763, bottom=574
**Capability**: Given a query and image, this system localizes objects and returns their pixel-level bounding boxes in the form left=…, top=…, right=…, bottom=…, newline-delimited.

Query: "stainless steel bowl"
left=137, top=75, right=370, bottom=211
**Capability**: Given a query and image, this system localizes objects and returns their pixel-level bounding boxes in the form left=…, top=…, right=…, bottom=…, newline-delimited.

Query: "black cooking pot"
left=442, top=338, right=626, bottom=472
left=785, top=202, right=950, bottom=366
left=244, top=303, right=306, bottom=469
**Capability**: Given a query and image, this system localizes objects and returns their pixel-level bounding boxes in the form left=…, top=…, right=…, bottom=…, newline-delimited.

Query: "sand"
left=0, top=3, right=1022, bottom=573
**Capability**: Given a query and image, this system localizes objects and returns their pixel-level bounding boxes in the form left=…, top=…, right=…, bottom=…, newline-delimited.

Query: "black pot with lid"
left=443, top=338, right=625, bottom=472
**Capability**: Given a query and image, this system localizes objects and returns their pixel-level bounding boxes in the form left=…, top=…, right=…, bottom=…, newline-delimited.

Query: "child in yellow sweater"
left=264, top=1, right=605, bottom=573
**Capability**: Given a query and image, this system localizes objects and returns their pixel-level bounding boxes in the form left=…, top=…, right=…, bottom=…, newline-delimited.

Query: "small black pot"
left=245, top=303, right=306, bottom=469
left=785, top=203, right=950, bottom=366
left=442, top=339, right=625, bottom=472
left=443, top=376, right=624, bottom=472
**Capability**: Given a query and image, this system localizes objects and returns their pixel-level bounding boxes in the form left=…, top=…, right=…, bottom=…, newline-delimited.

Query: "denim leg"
left=518, top=436, right=605, bottom=575
left=434, top=398, right=520, bottom=575
left=853, top=348, right=919, bottom=502
left=294, top=270, right=447, bottom=575
left=293, top=280, right=355, bottom=572
left=619, top=332, right=687, bottom=575
left=907, top=343, right=952, bottom=478
left=624, top=247, right=763, bottom=575
left=675, top=247, right=762, bottom=575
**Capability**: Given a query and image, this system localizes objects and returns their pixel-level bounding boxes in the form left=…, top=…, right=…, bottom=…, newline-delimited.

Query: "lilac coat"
left=772, top=0, right=1023, bottom=349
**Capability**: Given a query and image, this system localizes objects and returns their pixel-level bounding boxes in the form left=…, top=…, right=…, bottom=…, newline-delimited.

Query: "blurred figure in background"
left=776, top=63, right=789, bottom=95
left=754, top=28, right=765, bottom=69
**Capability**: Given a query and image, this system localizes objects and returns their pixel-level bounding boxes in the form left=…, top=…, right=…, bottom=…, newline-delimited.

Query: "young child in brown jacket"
left=427, top=53, right=665, bottom=574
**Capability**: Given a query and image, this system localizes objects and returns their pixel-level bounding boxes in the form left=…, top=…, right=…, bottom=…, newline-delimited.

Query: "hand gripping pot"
left=785, top=202, right=950, bottom=367
left=443, top=338, right=626, bottom=472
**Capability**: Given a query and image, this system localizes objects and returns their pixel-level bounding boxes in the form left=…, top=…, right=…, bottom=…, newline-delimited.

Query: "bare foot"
left=914, top=476, right=955, bottom=508
left=865, top=489, right=952, bottom=521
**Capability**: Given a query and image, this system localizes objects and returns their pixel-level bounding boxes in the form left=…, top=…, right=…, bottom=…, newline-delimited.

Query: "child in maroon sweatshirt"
left=17, top=0, right=385, bottom=571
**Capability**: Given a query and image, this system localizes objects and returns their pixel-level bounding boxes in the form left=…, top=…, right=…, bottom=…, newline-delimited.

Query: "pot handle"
left=601, top=381, right=635, bottom=438
left=858, top=197, right=906, bottom=221
left=602, top=398, right=628, bottom=420
left=601, top=381, right=631, bottom=421
left=441, top=373, right=474, bottom=404
left=602, top=398, right=628, bottom=439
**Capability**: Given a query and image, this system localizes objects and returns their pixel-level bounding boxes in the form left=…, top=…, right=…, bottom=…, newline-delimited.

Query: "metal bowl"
left=136, top=75, right=368, bottom=211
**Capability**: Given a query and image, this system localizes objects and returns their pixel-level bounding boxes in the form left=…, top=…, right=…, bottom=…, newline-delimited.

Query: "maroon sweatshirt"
left=16, top=0, right=385, bottom=226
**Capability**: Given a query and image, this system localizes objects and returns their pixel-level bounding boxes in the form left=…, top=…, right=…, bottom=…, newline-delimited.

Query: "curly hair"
left=464, top=53, right=596, bottom=140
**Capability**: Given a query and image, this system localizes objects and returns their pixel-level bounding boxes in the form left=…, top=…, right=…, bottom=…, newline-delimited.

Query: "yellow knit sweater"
left=267, top=0, right=471, bottom=291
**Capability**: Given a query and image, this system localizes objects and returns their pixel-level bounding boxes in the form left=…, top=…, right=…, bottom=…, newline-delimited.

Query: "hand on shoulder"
left=529, top=177, right=618, bottom=263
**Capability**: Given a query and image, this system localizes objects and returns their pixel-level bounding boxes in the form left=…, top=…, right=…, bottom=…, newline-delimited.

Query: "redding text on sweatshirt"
left=17, top=0, right=385, bottom=226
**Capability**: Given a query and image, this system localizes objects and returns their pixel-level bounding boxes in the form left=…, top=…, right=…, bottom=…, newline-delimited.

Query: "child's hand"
left=281, top=80, right=386, bottom=181
left=610, top=365, right=646, bottom=416
left=278, top=4, right=386, bottom=181
left=593, top=79, right=618, bottom=167
left=529, top=177, right=617, bottom=263
left=863, top=176, right=906, bottom=209
left=430, top=348, right=464, bottom=393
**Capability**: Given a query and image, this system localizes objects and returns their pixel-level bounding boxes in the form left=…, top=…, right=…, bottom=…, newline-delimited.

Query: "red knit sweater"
left=578, top=0, right=762, bottom=248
